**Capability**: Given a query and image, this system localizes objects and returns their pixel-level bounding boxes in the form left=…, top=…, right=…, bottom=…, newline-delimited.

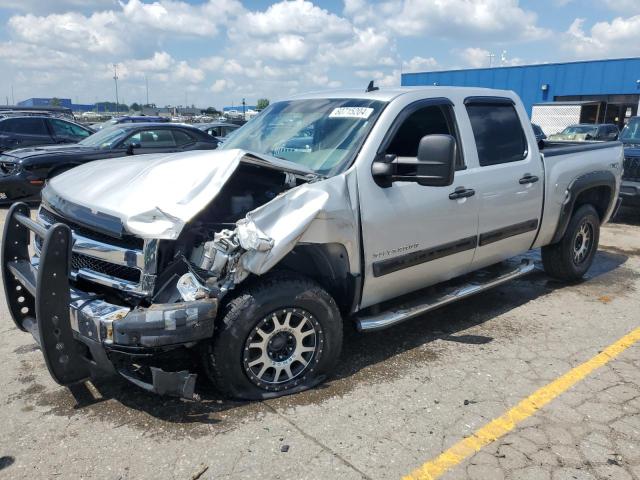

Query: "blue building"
left=18, top=97, right=73, bottom=108
left=17, top=97, right=96, bottom=112
left=401, top=57, right=640, bottom=128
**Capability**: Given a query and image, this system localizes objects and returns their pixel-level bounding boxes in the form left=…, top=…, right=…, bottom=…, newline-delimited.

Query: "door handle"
left=449, top=186, right=476, bottom=200
left=519, top=174, right=539, bottom=185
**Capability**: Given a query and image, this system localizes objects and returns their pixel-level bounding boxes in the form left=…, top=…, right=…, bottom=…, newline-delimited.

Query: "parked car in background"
left=547, top=123, right=619, bottom=142
left=196, top=122, right=240, bottom=140
left=619, top=117, right=640, bottom=206
left=0, top=105, right=75, bottom=120
left=3, top=87, right=623, bottom=400
left=0, top=123, right=218, bottom=203
left=532, top=123, right=546, bottom=148
left=94, top=115, right=170, bottom=130
left=620, top=116, right=640, bottom=148
left=0, top=116, right=93, bottom=153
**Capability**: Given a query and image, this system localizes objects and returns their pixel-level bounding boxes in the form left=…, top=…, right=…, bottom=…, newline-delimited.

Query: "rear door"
left=0, top=117, right=53, bottom=149
left=465, top=98, right=544, bottom=269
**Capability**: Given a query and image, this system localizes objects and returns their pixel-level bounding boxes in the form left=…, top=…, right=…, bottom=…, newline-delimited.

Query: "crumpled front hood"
left=43, top=148, right=314, bottom=239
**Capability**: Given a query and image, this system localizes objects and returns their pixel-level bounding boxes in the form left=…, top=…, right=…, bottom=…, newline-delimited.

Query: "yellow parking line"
left=403, top=326, right=640, bottom=480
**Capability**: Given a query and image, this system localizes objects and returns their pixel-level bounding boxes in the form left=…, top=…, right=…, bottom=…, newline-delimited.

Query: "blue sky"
left=0, top=0, right=638, bottom=108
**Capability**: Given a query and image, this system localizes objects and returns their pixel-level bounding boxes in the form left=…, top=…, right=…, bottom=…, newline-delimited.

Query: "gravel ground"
left=0, top=207, right=639, bottom=480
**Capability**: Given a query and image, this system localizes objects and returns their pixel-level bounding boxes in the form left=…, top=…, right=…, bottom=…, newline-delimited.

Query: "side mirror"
left=372, top=134, right=456, bottom=188
left=127, top=142, right=141, bottom=154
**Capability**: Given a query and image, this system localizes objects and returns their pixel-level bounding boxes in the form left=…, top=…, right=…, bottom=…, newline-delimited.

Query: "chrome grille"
left=39, top=207, right=144, bottom=250
left=35, top=206, right=157, bottom=296
left=623, top=156, right=640, bottom=181
left=71, top=253, right=141, bottom=283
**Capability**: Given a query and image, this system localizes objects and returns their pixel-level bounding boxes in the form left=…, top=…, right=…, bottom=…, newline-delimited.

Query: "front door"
left=358, top=100, right=480, bottom=309
left=465, top=98, right=544, bottom=269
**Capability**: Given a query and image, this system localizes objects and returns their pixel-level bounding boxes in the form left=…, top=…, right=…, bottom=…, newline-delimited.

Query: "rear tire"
left=542, top=204, right=600, bottom=281
left=202, top=273, right=343, bottom=400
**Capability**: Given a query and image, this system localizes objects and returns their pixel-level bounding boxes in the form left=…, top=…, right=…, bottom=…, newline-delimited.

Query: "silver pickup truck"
left=2, top=87, right=623, bottom=400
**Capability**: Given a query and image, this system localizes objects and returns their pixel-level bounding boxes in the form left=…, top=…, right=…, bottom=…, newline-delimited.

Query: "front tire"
left=542, top=204, right=600, bottom=281
left=203, top=273, right=343, bottom=400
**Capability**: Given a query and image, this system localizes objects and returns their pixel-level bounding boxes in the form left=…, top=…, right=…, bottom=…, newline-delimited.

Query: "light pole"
left=113, top=64, right=119, bottom=115
left=145, top=75, right=149, bottom=106
left=487, top=53, right=495, bottom=68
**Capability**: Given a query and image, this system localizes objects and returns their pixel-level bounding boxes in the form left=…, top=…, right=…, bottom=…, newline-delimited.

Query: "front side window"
left=466, top=102, right=527, bottom=166
left=50, top=119, right=91, bottom=138
left=222, top=98, right=385, bottom=175
left=385, top=103, right=464, bottom=169
left=124, top=129, right=177, bottom=148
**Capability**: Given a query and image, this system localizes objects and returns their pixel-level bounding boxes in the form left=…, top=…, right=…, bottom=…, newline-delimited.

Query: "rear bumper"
left=620, top=180, right=640, bottom=207
left=1, top=203, right=218, bottom=399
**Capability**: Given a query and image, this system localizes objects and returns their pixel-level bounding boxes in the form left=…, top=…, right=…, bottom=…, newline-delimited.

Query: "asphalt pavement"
left=0, top=208, right=639, bottom=480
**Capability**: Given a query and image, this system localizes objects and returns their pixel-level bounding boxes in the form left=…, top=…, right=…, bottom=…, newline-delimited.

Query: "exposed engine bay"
left=151, top=162, right=311, bottom=305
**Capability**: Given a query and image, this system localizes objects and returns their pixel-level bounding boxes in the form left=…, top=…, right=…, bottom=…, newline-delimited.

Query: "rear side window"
left=466, top=102, right=527, bottom=166
left=1, top=118, right=49, bottom=135
left=125, top=129, right=177, bottom=148
left=172, top=130, right=195, bottom=146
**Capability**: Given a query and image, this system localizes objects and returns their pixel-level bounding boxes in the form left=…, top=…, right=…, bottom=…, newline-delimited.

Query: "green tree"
left=50, top=97, right=61, bottom=107
left=130, top=102, right=141, bottom=112
left=256, top=98, right=270, bottom=110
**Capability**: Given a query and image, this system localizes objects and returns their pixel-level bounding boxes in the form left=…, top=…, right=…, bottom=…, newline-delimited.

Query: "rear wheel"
left=203, top=273, right=343, bottom=400
left=542, top=204, right=600, bottom=281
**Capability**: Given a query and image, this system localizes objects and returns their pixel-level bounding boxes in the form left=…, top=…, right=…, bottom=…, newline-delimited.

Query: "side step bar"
left=355, top=258, right=535, bottom=332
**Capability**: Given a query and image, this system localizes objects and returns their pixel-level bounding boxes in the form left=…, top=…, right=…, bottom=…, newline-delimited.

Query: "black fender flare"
left=550, top=170, right=616, bottom=244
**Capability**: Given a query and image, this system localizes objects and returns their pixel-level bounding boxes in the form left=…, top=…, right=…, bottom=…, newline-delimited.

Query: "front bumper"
left=0, top=170, right=43, bottom=203
left=1, top=203, right=218, bottom=399
left=620, top=179, right=640, bottom=207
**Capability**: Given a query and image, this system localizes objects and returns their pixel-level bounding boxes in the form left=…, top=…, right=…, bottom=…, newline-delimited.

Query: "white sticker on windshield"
left=329, top=107, right=374, bottom=119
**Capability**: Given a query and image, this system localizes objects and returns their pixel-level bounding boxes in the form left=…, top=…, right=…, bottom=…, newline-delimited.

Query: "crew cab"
left=2, top=87, right=623, bottom=400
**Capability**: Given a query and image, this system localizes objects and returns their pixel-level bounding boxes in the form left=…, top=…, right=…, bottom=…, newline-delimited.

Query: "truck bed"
left=540, top=140, right=622, bottom=157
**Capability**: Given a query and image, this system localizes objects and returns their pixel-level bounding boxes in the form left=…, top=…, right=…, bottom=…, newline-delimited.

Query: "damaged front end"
left=3, top=149, right=359, bottom=400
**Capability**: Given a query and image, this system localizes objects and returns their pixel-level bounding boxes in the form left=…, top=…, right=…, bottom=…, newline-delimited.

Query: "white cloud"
left=564, top=16, right=640, bottom=58
left=402, top=56, right=439, bottom=72
left=210, top=79, right=235, bottom=93
left=456, top=47, right=492, bottom=68
left=9, top=11, right=128, bottom=54
left=239, top=0, right=352, bottom=39
left=345, top=0, right=550, bottom=41
left=121, top=0, right=243, bottom=37
left=199, top=56, right=225, bottom=71
left=0, top=0, right=117, bottom=13
left=603, top=0, right=640, bottom=14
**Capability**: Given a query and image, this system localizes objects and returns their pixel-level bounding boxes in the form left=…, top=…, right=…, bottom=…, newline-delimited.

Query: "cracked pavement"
left=0, top=208, right=639, bottom=480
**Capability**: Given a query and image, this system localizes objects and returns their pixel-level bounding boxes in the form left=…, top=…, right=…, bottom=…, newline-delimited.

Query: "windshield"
left=621, top=119, right=640, bottom=142
left=77, top=126, right=127, bottom=149
left=560, top=125, right=597, bottom=135
left=221, top=98, right=385, bottom=175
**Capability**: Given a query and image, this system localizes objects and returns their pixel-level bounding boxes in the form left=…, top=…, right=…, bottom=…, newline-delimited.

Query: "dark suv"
left=0, top=116, right=94, bottom=152
left=94, top=116, right=170, bottom=130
